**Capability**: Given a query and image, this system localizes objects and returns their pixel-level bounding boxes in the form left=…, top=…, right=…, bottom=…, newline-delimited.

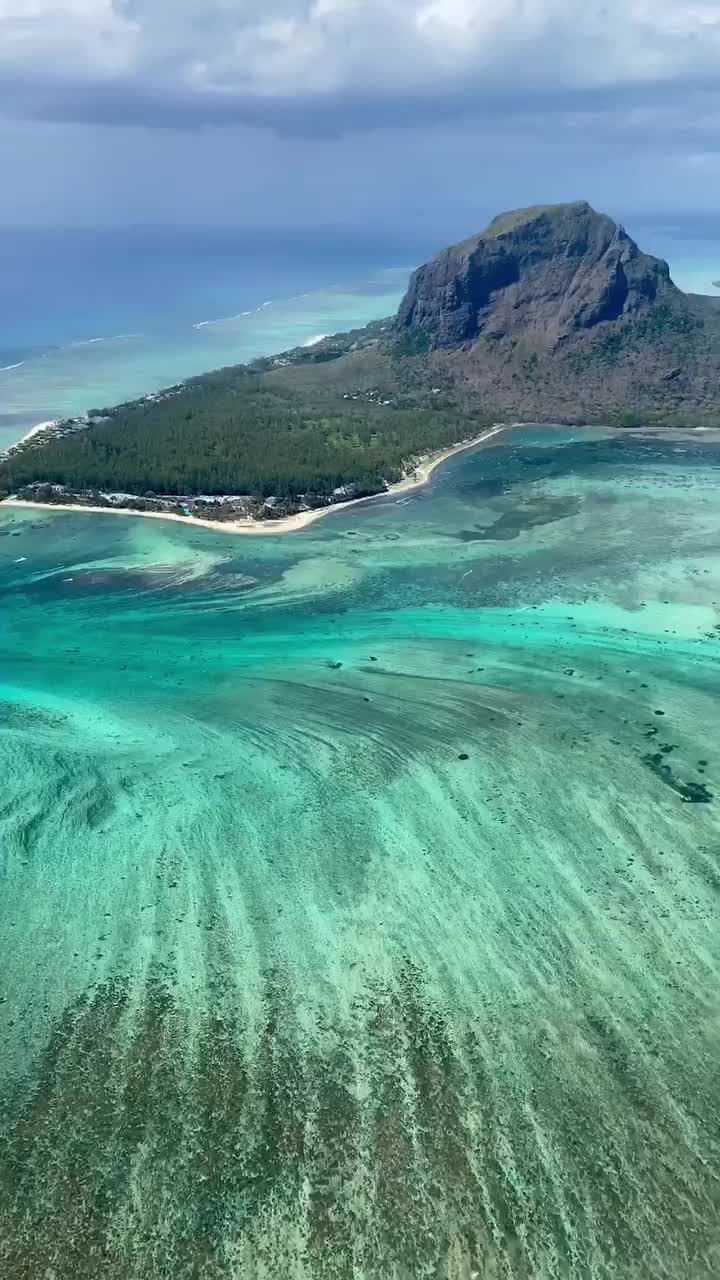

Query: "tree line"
left=0, top=364, right=488, bottom=500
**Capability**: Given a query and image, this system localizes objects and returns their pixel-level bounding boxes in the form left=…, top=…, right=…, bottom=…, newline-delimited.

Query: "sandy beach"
left=17, top=420, right=58, bottom=446
left=1, top=425, right=507, bottom=536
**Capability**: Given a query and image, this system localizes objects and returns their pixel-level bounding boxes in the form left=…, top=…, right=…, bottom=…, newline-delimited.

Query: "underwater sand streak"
left=1, top=428, right=720, bottom=1278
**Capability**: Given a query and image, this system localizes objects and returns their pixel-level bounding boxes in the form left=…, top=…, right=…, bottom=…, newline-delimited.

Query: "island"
left=3, top=200, right=720, bottom=527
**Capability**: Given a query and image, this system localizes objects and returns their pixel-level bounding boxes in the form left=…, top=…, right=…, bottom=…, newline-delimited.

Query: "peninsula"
left=1, top=426, right=506, bottom=534
left=3, top=200, right=719, bottom=525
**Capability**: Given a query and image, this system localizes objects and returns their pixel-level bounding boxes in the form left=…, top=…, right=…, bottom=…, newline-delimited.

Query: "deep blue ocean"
left=0, top=225, right=432, bottom=356
left=0, top=226, right=430, bottom=448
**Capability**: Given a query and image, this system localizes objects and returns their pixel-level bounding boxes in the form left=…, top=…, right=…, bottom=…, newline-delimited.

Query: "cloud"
left=1, top=0, right=720, bottom=136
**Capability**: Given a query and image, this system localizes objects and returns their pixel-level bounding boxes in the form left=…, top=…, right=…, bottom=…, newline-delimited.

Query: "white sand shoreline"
left=1, top=425, right=507, bottom=536
left=17, top=419, right=58, bottom=446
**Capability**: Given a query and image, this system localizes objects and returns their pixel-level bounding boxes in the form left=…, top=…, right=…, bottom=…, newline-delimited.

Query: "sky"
left=1, top=0, right=720, bottom=232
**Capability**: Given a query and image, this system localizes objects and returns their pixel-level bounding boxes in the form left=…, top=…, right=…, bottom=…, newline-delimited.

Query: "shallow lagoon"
left=1, top=427, right=720, bottom=1278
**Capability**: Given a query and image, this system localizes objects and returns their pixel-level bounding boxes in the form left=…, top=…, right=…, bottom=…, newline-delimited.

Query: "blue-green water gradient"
left=1, top=427, right=719, bottom=1278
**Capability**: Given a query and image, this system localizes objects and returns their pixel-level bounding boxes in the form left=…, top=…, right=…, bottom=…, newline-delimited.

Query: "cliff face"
left=397, top=202, right=679, bottom=349
left=278, top=199, right=720, bottom=429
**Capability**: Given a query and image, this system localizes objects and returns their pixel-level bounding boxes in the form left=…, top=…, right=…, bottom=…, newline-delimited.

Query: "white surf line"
left=17, top=419, right=58, bottom=445
left=193, top=302, right=271, bottom=330
left=67, top=334, right=144, bottom=347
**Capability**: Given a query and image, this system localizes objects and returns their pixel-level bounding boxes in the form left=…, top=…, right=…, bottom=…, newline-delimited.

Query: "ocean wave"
left=68, top=334, right=144, bottom=348
left=18, top=419, right=58, bottom=445
left=188, top=268, right=401, bottom=333
left=0, top=362, right=24, bottom=371
left=190, top=274, right=395, bottom=332
left=192, top=302, right=273, bottom=329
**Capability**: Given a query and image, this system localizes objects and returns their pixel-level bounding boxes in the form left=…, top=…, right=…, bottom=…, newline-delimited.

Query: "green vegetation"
left=0, top=361, right=486, bottom=501
left=482, top=202, right=588, bottom=238
left=392, top=329, right=432, bottom=357
left=632, top=303, right=702, bottom=340
left=597, top=331, right=626, bottom=365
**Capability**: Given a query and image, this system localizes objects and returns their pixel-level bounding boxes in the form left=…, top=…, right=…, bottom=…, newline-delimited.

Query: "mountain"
left=273, top=200, right=720, bottom=429
left=2, top=201, right=720, bottom=513
left=398, top=201, right=678, bottom=346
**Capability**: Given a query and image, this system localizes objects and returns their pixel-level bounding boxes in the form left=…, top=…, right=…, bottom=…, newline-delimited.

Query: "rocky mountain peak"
left=397, top=201, right=677, bottom=348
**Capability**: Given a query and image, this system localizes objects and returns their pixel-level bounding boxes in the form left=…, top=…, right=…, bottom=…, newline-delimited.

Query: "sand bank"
left=2, top=425, right=507, bottom=536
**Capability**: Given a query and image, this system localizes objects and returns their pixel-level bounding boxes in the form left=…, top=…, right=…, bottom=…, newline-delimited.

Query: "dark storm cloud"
left=1, top=0, right=720, bottom=142
left=2, top=1, right=720, bottom=227
left=3, top=74, right=718, bottom=143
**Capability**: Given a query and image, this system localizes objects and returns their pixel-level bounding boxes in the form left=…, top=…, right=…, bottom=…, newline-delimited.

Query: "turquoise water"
left=0, top=269, right=407, bottom=451
left=1, top=427, right=720, bottom=1278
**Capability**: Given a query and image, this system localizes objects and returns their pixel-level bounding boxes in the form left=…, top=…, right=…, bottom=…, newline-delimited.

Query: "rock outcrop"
left=397, top=201, right=680, bottom=349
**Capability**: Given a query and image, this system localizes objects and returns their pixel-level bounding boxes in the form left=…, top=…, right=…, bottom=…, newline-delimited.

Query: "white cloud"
left=1, top=0, right=720, bottom=128
left=0, top=0, right=139, bottom=78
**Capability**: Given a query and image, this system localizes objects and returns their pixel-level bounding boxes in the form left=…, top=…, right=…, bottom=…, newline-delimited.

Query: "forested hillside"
left=0, top=365, right=485, bottom=499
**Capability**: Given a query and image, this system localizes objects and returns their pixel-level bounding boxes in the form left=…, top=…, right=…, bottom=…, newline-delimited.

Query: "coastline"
left=18, top=419, right=58, bottom=446
left=1, top=425, right=507, bottom=536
